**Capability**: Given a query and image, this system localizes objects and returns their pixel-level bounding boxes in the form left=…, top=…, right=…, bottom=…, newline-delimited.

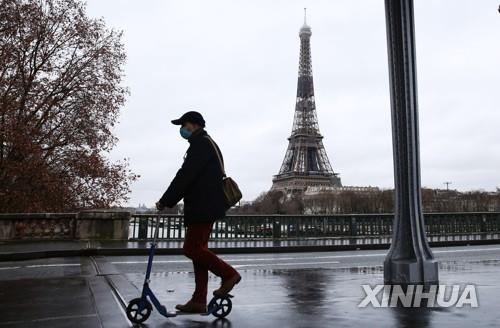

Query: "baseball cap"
left=171, top=111, right=205, bottom=127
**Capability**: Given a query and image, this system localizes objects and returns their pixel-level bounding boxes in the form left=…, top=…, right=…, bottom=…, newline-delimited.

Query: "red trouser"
left=183, top=222, right=238, bottom=304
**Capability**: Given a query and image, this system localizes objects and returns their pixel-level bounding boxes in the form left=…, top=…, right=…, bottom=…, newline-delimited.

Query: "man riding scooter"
left=156, top=111, right=241, bottom=313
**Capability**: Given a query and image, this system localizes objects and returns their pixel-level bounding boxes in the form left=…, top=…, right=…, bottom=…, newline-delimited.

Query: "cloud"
left=85, top=0, right=500, bottom=206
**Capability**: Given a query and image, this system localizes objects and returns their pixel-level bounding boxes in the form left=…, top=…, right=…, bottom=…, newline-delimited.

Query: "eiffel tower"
left=271, top=9, right=342, bottom=194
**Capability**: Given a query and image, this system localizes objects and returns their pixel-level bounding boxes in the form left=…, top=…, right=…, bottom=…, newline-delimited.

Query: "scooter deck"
left=171, top=309, right=217, bottom=316
left=174, top=309, right=217, bottom=316
left=172, top=294, right=234, bottom=317
left=172, top=311, right=208, bottom=316
left=164, top=310, right=210, bottom=317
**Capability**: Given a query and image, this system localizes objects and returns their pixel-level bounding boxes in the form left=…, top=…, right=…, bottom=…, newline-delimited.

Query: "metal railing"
left=129, top=212, right=500, bottom=241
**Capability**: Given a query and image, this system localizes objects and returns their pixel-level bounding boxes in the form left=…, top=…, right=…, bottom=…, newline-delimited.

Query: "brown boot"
left=213, top=273, right=241, bottom=297
left=175, top=300, right=207, bottom=313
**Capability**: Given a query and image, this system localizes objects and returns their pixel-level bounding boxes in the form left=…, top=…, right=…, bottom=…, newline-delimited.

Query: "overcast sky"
left=85, top=0, right=500, bottom=207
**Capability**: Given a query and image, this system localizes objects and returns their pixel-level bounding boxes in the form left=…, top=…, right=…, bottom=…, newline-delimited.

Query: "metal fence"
left=129, top=212, right=500, bottom=241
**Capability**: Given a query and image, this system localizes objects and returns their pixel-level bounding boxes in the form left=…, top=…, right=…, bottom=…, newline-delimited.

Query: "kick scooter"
left=125, top=213, right=234, bottom=324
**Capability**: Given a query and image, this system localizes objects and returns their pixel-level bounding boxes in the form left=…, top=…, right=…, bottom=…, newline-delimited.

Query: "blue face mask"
left=180, top=127, right=192, bottom=139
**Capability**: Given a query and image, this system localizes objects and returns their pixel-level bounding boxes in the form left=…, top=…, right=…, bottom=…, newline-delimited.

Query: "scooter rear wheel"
left=210, top=296, right=232, bottom=318
left=126, top=297, right=152, bottom=324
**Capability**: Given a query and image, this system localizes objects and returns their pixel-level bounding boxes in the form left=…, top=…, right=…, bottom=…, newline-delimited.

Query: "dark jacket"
left=158, top=128, right=227, bottom=225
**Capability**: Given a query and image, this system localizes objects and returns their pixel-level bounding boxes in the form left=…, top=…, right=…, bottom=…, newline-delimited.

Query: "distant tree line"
left=228, top=188, right=500, bottom=215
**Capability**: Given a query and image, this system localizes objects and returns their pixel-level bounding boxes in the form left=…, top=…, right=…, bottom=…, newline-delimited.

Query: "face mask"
left=180, top=126, right=192, bottom=139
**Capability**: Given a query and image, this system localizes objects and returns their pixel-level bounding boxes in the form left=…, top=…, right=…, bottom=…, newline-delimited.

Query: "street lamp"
left=383, top=0, right=439, bottom=286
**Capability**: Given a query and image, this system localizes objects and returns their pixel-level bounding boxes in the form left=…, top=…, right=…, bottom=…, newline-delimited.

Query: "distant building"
left=303, top=185, right=381, bottom=214
left=304, top=185, right=380, bottom=196
left=135, top=203, right=151, bottom=213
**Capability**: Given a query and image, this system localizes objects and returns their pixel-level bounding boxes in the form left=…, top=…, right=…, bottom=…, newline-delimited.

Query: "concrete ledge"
left=1, top=238, right=500, bottom=262
left=0, top=211, right=131, bottom=241
left=76, top=210, right=130, bottom=240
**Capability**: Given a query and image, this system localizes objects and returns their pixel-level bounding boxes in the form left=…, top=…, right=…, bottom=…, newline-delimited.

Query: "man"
left=156, top=111, right=241, bottom=313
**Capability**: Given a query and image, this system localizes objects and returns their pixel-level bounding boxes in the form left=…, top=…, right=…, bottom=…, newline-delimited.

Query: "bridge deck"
left=1, top=234, right=500, bottom=261
left=0, top=245, right=499, bottom=327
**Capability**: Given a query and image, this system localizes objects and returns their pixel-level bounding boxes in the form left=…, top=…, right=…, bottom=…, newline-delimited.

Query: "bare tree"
left=0, top=0, right=138, bottom=212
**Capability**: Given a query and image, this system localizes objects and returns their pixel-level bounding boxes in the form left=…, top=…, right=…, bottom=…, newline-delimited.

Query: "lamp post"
left=383, top=0, right=439, bottom=285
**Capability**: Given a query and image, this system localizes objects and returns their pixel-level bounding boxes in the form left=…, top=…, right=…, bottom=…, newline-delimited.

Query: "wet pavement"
left=2, top=234, right=500, bottom=261
left=0, top=245, right=499, bottom=327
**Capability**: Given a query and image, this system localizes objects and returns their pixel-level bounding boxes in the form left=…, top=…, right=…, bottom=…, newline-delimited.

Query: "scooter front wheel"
left=126, top=297, right=152, bottom=324
left=209, top=296, right=233, bottom=318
